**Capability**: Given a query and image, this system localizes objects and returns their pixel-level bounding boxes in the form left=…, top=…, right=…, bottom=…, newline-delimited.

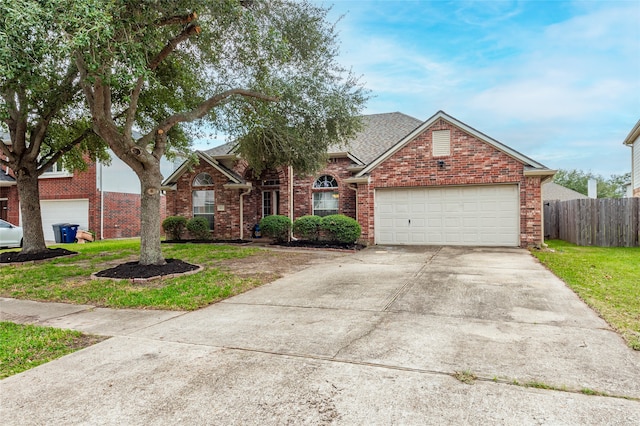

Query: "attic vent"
left=432, top=130, right=451, bottom=157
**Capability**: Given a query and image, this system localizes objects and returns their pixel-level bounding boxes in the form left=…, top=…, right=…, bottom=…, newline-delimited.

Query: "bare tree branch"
left=125, top=23, right=201, bottom=137
left=138, top=89, right=279, bottom=148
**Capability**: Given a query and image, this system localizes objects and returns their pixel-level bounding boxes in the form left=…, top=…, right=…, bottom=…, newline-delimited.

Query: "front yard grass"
left=0, top=322, right=105, bottom=379
left=0, top=239, right=264, bottom=311
left=532, top=240, right=640, bottom=350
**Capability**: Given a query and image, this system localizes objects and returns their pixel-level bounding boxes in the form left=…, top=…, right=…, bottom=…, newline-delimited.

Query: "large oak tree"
left=0, top=0, right=108, bottom=253
left=70, top=0, right=367, bottom=265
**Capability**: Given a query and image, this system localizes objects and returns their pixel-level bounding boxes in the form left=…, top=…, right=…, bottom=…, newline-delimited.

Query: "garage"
left=37, top=199, right=89, bottom=241
left=375, top=185, right=519, bottom=246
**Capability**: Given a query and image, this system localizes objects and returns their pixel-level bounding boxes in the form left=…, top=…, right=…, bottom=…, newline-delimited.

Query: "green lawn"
left=0, top=239, right=264, bottom=311
left=0, top=322, right=105, bottom=379
left=532, top=240, right=640, bottom=350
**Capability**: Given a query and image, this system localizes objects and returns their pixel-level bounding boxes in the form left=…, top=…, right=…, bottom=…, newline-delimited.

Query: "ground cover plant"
left=0, top=239, right=269, bottom=311
left=532, top=240, right=640, bottom=350
left=0, top=322, right=105, bottom=379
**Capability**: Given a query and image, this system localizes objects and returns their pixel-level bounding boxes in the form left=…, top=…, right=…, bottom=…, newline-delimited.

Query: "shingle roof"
left=332, top=112, right=422, bottom=164
left=203, top=112, right=422, bottom=165
left=0, top=168, right=16, bottom=186
left=542, top=182, right=588, bottom=201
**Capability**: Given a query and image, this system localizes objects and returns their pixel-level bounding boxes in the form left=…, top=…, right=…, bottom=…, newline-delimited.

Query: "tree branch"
left=155, top=12, right=198, bottom=27
left=36, top=128, right=95, bottom=176
left=29, top=62, right=79, bottom=161
left=139, top=89, right=280, bottom=149
left=125, top=22, right=201, bottom=138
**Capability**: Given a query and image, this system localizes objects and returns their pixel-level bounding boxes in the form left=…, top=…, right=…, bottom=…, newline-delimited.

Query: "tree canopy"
left=64, top=0, right=367, bottom=264
left=553, top=169, right=631, bottom=199
left=0, top=0, right=109, bottom=253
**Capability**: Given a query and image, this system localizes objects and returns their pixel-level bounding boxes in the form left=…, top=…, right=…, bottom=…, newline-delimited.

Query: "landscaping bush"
left=320, top=214, right=361, bottom=243
left=186, top=217, right=212, bottom=240
left=162, top=216, right=187, bottom=240
left=259, top=215, right=292, bottom=242
left=293, top=215, right=323, bottom=241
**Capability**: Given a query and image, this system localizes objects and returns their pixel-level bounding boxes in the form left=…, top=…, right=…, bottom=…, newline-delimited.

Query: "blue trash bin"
left=60, top=224, right=79, bottom=243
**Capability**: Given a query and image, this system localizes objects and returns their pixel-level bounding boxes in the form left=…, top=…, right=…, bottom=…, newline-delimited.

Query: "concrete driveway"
left=1, top=246, right=639, bottom=425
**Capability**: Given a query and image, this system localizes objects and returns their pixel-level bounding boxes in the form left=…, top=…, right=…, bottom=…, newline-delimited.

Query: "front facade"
left=163, top=111, right=555, bottom=247
left=623, top=119, right=640, bottom=197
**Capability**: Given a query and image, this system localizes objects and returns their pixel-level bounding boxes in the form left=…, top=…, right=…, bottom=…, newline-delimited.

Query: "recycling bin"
left=60, top=224, right=79, bottom=243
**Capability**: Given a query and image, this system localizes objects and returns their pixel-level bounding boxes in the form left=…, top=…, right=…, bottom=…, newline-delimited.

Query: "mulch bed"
left=273, top=240, right=366, bottom=251
left=94, top=258, right=200, bottom=279
left=0, top=248, right=78, bottom=264
left=162, top=239, right=252, bottom=244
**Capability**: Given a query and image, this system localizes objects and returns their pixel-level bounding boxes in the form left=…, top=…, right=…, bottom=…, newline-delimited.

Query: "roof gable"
left=162, top=151, right=244, bottom=188
left=356, top=110, right=551, bottom=177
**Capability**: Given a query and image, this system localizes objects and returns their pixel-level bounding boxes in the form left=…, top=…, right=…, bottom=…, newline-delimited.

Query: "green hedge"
left=293, top=215, right=323, bottom=241
left=320, top=214, right=361, bottom=243
left=186, top=217, right=211, bottom=240
left=162, top=216, right=187, bottom=240
left=260, top=215, right=292, bottom=242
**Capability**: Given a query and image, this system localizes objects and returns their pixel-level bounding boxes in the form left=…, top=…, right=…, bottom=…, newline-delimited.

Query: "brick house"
left=1, top=132, right=174, bottom=241
left=623, top=119, right=640, bottom=197
left=163, top=111, right=555, bottom=247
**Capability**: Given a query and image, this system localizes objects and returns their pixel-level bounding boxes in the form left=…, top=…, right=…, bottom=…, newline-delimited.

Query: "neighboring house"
left=542, top=182, right=588, bottom=202
left=1, top=131, right=177, bottom=241
left=163, top=111, right=555, bottom=247
left=623, top=119, right=640, bottom=197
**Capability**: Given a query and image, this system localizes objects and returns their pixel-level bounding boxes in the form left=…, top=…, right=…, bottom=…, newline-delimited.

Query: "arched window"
left=312, top=175, right=339, bottom=216
left=313, top=175, right=338, bottom=188
left=193, top=172, right=213, bottom=186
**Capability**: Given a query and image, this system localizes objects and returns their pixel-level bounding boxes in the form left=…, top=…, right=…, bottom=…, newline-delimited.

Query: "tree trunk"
left=15, top=167, right=48, bottom=254
left=138, top=164, right=165, bottom=265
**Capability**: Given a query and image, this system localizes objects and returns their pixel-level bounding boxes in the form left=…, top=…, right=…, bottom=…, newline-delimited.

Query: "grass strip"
left=0, top=322, right=105, bottom=379
left=531, top=240, right=640, bottom=350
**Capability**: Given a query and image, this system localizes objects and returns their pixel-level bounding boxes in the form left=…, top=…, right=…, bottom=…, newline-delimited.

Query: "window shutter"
left=432, top=130, right=451, bottom=157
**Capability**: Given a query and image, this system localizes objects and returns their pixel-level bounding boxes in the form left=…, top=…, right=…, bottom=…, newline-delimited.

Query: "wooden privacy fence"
left=544, top=198, right=640, bottom=247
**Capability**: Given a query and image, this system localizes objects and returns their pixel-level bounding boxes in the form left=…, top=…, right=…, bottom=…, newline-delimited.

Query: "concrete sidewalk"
left=1, top=246, right=639, bottom=425
left=1, top=298, right=185, bottom=336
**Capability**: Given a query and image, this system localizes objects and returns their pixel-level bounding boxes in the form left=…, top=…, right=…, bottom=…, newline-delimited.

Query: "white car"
left=0, top=219, right=23, bottom=248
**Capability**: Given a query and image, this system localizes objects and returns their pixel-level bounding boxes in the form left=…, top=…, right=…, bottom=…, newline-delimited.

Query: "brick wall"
left=165, top=162, right=244, bottom=239
left=359, top=118, right=543, bottom=247
left=292, top=158, right=357, bottom=221
left=1, top=186, right=20, bottom=225
left=101, top=192, right=141, bottom=239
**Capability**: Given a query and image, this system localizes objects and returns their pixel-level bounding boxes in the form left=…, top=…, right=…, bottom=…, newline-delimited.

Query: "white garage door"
left=375, top=185, right=519, bottom=246
left=39, top=199, right=89, bottom=241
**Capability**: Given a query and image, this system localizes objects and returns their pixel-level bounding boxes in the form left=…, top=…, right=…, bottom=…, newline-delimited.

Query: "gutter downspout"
left=288, top=165, right=294, bottom=242
left=239, top=187, right=252, bottom=240
left=99, top=162, right=104, bottom=240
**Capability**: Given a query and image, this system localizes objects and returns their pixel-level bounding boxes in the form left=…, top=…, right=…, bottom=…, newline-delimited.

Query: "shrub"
left=260, top=215, right=292, bottom=242
left=162, top=216, right=187, bottom=240
left=320, top=214, right=361, bottom=243
left=186, top=217, right=212, bottom=240
left=293, top=215, right=323, bottom=241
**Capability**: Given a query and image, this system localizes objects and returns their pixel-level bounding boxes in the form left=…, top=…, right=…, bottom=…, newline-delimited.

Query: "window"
left=432, top=130, right=451, bottom=157
left=193, top=172, right=214, bottom=186
left=41, top=159, right=72, bottom=178
left=313, top=175, right=338, bottom=188
left=312, top=175, right=338, bottom=216
left=313, top=192, right=339, bottom=216
left=192, top=190, right=214, bottom=230
left=262, top=190, right=280, bottom=217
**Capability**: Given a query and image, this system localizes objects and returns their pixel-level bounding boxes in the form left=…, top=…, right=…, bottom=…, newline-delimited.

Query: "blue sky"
left=195, top=0, right=640, bottom=178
